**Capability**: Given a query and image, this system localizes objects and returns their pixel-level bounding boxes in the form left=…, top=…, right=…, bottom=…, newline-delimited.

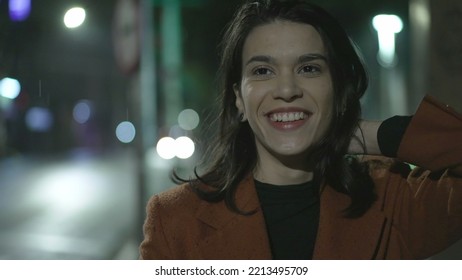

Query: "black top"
left=253, top=115, right=412, bottom=259
left=255, top=180, right=319, bottom=259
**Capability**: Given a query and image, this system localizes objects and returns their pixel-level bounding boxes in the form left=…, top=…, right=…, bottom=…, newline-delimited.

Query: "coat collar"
left=194, top=173, right=386, bottom=259
left=194, top=175, right=273, bottom=259
left=195, top=176, right=259, bottom=230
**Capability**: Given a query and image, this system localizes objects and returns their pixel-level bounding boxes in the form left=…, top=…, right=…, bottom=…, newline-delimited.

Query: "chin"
left=274, top=144, right=314, bottom=158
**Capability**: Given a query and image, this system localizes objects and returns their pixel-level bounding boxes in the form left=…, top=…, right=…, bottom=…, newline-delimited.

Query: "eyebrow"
left=245, top=53, right=328, bottom=66
left=298, top=54, right=328, bottom=63
left=245, top=55, right=275, bottom=66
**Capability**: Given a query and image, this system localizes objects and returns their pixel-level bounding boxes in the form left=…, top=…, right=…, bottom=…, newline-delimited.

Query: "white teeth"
left=269, top=112, right=306, bottom=122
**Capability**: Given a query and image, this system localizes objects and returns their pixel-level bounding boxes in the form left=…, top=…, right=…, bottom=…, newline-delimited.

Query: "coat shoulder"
left=141, top=183, right=205, bottom=259
left=147, top=183, right=202, bottom=217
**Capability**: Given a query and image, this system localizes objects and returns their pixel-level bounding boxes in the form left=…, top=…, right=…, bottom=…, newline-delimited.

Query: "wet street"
left=0, top=149, right=148, bottom=259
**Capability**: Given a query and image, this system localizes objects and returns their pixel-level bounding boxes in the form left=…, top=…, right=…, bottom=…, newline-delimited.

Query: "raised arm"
left=348, top=116, right=411, bottom=157
left=377, top=95, right=462, bottom=258
left=348, top=95, right=462, bottom=176
left=397, top=95, right=462, bottom=176
left=348, top=120, right=382, bottom=155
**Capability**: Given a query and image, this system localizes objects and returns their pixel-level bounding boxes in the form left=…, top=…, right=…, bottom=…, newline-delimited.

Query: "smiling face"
left=234, top=20, right=334, bottom=175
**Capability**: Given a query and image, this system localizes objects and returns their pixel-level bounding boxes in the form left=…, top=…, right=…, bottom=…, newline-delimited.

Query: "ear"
left=233, top=83, right=246, bottom=121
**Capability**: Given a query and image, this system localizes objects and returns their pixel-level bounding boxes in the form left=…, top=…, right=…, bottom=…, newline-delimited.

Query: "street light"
left=373, top=14, right=403, bottom=67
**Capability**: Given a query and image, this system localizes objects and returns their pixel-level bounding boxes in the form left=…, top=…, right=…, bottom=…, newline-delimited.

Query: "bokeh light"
left=64, top=7, right=86, bottom=29
left=25, top=107, right=54, bottom=132
left=115, top=121, right=136, bottom=143
left=156, top=136, right=195, bottom=160
left=174, top=136, right=195, bottom=159
left=373, top=15, right=403, bottom=34
left=9, top=0, right=31, bottom=21
left=372, top=14, right=403, bottom=67
left=0, top=77, right=21, bottom=99
left=178, top=109, right=200, bottom=130
left=156, top=137, right=176, bottom=160
left=73, top=100, right=92, bottom=124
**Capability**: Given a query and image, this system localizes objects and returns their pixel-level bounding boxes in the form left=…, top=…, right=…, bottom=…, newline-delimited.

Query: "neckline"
left=254, top=178, right=313, bottom=190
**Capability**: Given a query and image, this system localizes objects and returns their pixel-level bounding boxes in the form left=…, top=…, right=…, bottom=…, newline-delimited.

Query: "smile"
left=269, top=112, right=307, bottom=122
left=265, top=109, right=312, bottom=131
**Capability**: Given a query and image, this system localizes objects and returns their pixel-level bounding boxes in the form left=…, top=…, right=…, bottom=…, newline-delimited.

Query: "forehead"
left=242, top=20, right=326, bottom=61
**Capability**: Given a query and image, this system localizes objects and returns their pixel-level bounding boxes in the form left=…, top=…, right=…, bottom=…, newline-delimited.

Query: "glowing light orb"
left=73, top=100, right=92, bottom=124
left=156, top=137, right=176, bottom=159
left=64, top=7, right=86, bottom=29
left=0, top=77, right=21, bottom=99
left=178, top=109, right=200, bottom=130
left=9, top=0, right=31, bottom=21
left=174, top=136, right=195, bottom=159
left=115, top=121, right=136, bottom=143
left=25, top=107, right=54, bottom=132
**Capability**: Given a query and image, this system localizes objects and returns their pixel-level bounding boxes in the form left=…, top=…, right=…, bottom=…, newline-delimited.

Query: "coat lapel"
left=195, top=176, right=273, bottom=259
left=193, top=176, right=387, bottom=259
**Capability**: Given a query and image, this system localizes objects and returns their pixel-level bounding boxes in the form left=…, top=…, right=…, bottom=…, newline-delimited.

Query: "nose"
left=272, top=73, right=303, bottom=101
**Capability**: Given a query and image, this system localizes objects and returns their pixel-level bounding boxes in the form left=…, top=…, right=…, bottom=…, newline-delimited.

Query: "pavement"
left=0, top=149, right=142, bottom=259
left=0, top=148, right=461, bottom=259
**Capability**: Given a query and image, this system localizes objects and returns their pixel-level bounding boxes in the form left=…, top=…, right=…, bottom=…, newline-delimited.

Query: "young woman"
left=140, top=0, right=462, bottom=259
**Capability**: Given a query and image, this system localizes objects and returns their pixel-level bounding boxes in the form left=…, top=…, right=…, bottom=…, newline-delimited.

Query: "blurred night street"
left=0, top=150, right=139, bottom=259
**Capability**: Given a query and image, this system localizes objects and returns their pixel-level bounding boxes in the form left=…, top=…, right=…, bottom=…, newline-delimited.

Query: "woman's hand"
left=348, top=120, right=382, bottom=155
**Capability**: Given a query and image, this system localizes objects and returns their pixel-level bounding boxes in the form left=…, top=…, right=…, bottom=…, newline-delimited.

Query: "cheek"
left=323, top=94, right=334, bottom=118
left=315, top=88, right=335, bottom=132
left=319, top=82, right=334, bottom=113
left=241, top=84, right=265, bottom=112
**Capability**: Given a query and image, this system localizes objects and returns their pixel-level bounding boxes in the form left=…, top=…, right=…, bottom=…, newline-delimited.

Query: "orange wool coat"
left=140, top=96, right=462, bottom=259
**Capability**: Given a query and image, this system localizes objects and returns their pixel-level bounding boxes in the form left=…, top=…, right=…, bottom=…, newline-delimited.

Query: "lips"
left=265, top=108, right=312, bottom=130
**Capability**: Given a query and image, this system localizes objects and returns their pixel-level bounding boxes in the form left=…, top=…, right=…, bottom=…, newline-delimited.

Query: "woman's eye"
left=253, top=67, right=272, bottom=76
left=299, top=65, right=321, bottom=74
